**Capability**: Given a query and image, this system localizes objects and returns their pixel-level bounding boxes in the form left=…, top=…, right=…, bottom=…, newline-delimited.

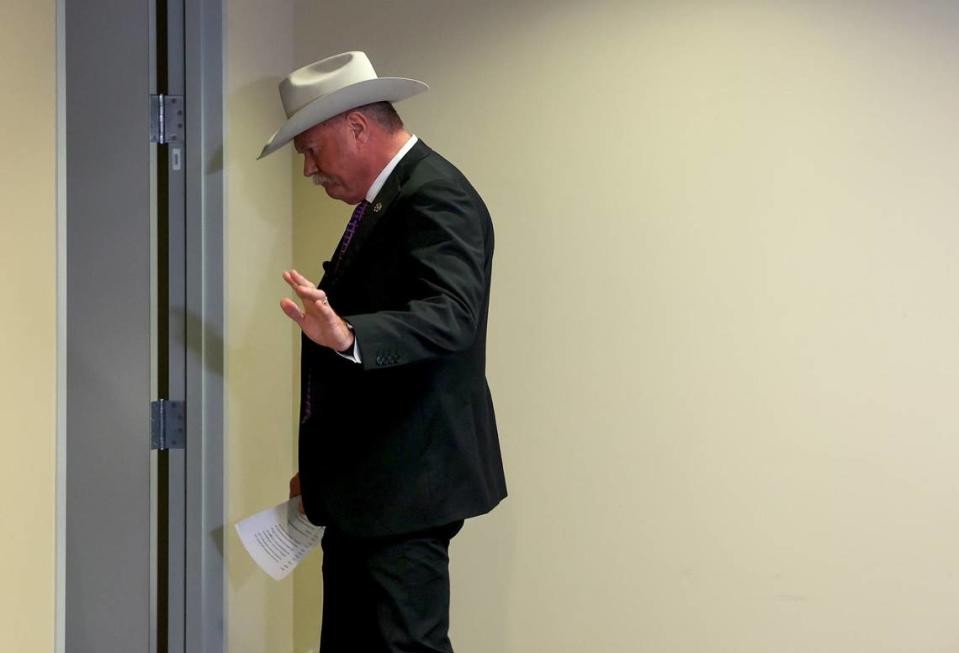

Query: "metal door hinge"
left=150, top=94, right=185, bottom=144
left=151, top=400, right=185, bottom=450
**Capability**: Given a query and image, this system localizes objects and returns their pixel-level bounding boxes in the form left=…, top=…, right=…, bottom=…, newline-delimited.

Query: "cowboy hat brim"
left=258, top=76, right=428, bottom=159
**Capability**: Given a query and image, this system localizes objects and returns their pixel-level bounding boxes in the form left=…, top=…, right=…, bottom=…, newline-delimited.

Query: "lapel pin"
left=372, top=202, right=383, bottom=213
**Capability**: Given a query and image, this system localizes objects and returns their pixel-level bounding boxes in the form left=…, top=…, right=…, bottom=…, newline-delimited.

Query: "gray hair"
left=354, top=101, right=405, bottom=133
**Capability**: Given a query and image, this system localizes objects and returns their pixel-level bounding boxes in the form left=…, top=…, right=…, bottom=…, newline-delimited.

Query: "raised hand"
left=280, top=269, right=355, bottom=352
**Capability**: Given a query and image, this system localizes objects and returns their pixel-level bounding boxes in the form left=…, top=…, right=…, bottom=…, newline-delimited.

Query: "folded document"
left=235, top=497, right=324, bottom=580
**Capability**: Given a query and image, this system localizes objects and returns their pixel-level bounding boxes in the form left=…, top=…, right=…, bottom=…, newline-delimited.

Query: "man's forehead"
left=292, top=131, right=311, bottom=152
left=293, top=122, right=326, bottom=151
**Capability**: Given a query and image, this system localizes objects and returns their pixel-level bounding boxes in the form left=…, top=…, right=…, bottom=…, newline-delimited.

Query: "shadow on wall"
left=227, top=77, right=294, bottom=226
left=224, top=73, right=298, bottom=557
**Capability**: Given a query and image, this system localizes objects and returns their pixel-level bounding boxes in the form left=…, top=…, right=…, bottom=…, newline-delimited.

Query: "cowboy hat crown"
left=258, top=51, right=428, bottom=159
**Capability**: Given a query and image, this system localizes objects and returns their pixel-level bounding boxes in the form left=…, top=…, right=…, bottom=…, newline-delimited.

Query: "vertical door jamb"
left=159, top=0, right=226, bottom=650
left=183, top=0, right=225, bottom=651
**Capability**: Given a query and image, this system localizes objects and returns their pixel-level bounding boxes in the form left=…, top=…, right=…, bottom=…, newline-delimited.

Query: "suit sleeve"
left=343, top=179, right=490, bottom=370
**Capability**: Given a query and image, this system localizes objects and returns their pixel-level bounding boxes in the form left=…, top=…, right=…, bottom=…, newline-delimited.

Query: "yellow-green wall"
left=0, top=1, right=57, bottom=651
left=224, top=1, right=296, bottom=651
left=8, top=2, right=959, bottom=651
left=290, top=2, right=959, bottom=651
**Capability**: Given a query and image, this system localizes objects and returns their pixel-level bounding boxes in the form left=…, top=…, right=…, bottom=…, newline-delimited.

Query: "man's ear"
left=345, top=110, right=370, bottom=144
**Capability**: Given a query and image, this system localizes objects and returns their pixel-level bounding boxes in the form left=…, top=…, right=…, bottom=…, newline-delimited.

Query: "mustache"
left=312, top=174, right=333, bottom=186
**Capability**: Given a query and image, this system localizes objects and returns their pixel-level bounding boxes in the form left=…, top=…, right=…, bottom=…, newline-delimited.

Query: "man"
left=258, top=51, right=507, bottom=653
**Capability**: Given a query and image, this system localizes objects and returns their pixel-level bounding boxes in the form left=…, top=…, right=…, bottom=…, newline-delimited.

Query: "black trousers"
left=319, top=520, right=464, bottom=653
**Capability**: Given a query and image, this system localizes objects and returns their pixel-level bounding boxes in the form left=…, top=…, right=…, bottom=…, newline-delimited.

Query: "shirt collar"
left=365, top=135, right=418, bottom=203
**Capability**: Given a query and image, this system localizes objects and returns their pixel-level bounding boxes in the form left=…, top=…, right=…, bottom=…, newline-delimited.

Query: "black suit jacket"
left=298, top=139, right=507, bottom=537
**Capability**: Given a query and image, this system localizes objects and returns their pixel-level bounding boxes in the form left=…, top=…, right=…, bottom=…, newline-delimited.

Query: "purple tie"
left=338, top=200, right=369, bottom=261
left=302, top=200, right=370, bottom=422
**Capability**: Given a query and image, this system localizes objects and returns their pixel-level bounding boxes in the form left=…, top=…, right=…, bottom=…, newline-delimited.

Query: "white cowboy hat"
left=258, top=51, right=428, bottom=159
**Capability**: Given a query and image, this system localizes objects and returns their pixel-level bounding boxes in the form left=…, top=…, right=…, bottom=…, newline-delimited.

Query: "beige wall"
left=9, top=2, right=955, bottom=651
left=224, top=0, right=297, bottom=651
left=0, top=1, right=57, bottom=651
left=290, top=2, right=959, bottom=651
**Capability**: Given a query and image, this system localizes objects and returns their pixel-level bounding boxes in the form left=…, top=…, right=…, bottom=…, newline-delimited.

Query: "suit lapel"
left=324, top=140, right=432, bottom=290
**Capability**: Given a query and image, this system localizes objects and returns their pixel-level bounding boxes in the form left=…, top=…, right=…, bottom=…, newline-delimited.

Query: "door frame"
left=55, top=0, right=225, bottom=650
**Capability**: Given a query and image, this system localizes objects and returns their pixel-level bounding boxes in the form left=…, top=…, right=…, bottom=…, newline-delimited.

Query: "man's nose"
left=302, top=155, right=317, bottom=177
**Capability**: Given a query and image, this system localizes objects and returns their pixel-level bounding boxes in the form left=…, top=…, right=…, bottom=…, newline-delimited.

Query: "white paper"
left=234, top=497, right=324, bottom=580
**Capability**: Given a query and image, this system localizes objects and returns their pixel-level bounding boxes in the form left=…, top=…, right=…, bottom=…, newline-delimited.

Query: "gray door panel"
left=65, top=0, right=154, bottom=650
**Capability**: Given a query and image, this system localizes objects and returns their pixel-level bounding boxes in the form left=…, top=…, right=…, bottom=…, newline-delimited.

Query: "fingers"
left=286, top=275, right=331, bottom=306
left=292, top=283, right=327, bottom=304
left=289, top=269, right=314, bottom=287
left=280, top=298, right=305, bottom=324
left=282, top=270, right=336, bottom=319
left=279, top=269, right=345, bottom=348
left=282, top=269, right=314, bottom=290
left=282, top=271, right=303, bottom=293
left=313, top=296, right=334, bottom=314
left=281, top=268, right=333, bottom=312
left=292, top=285, right=337, bottom=320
